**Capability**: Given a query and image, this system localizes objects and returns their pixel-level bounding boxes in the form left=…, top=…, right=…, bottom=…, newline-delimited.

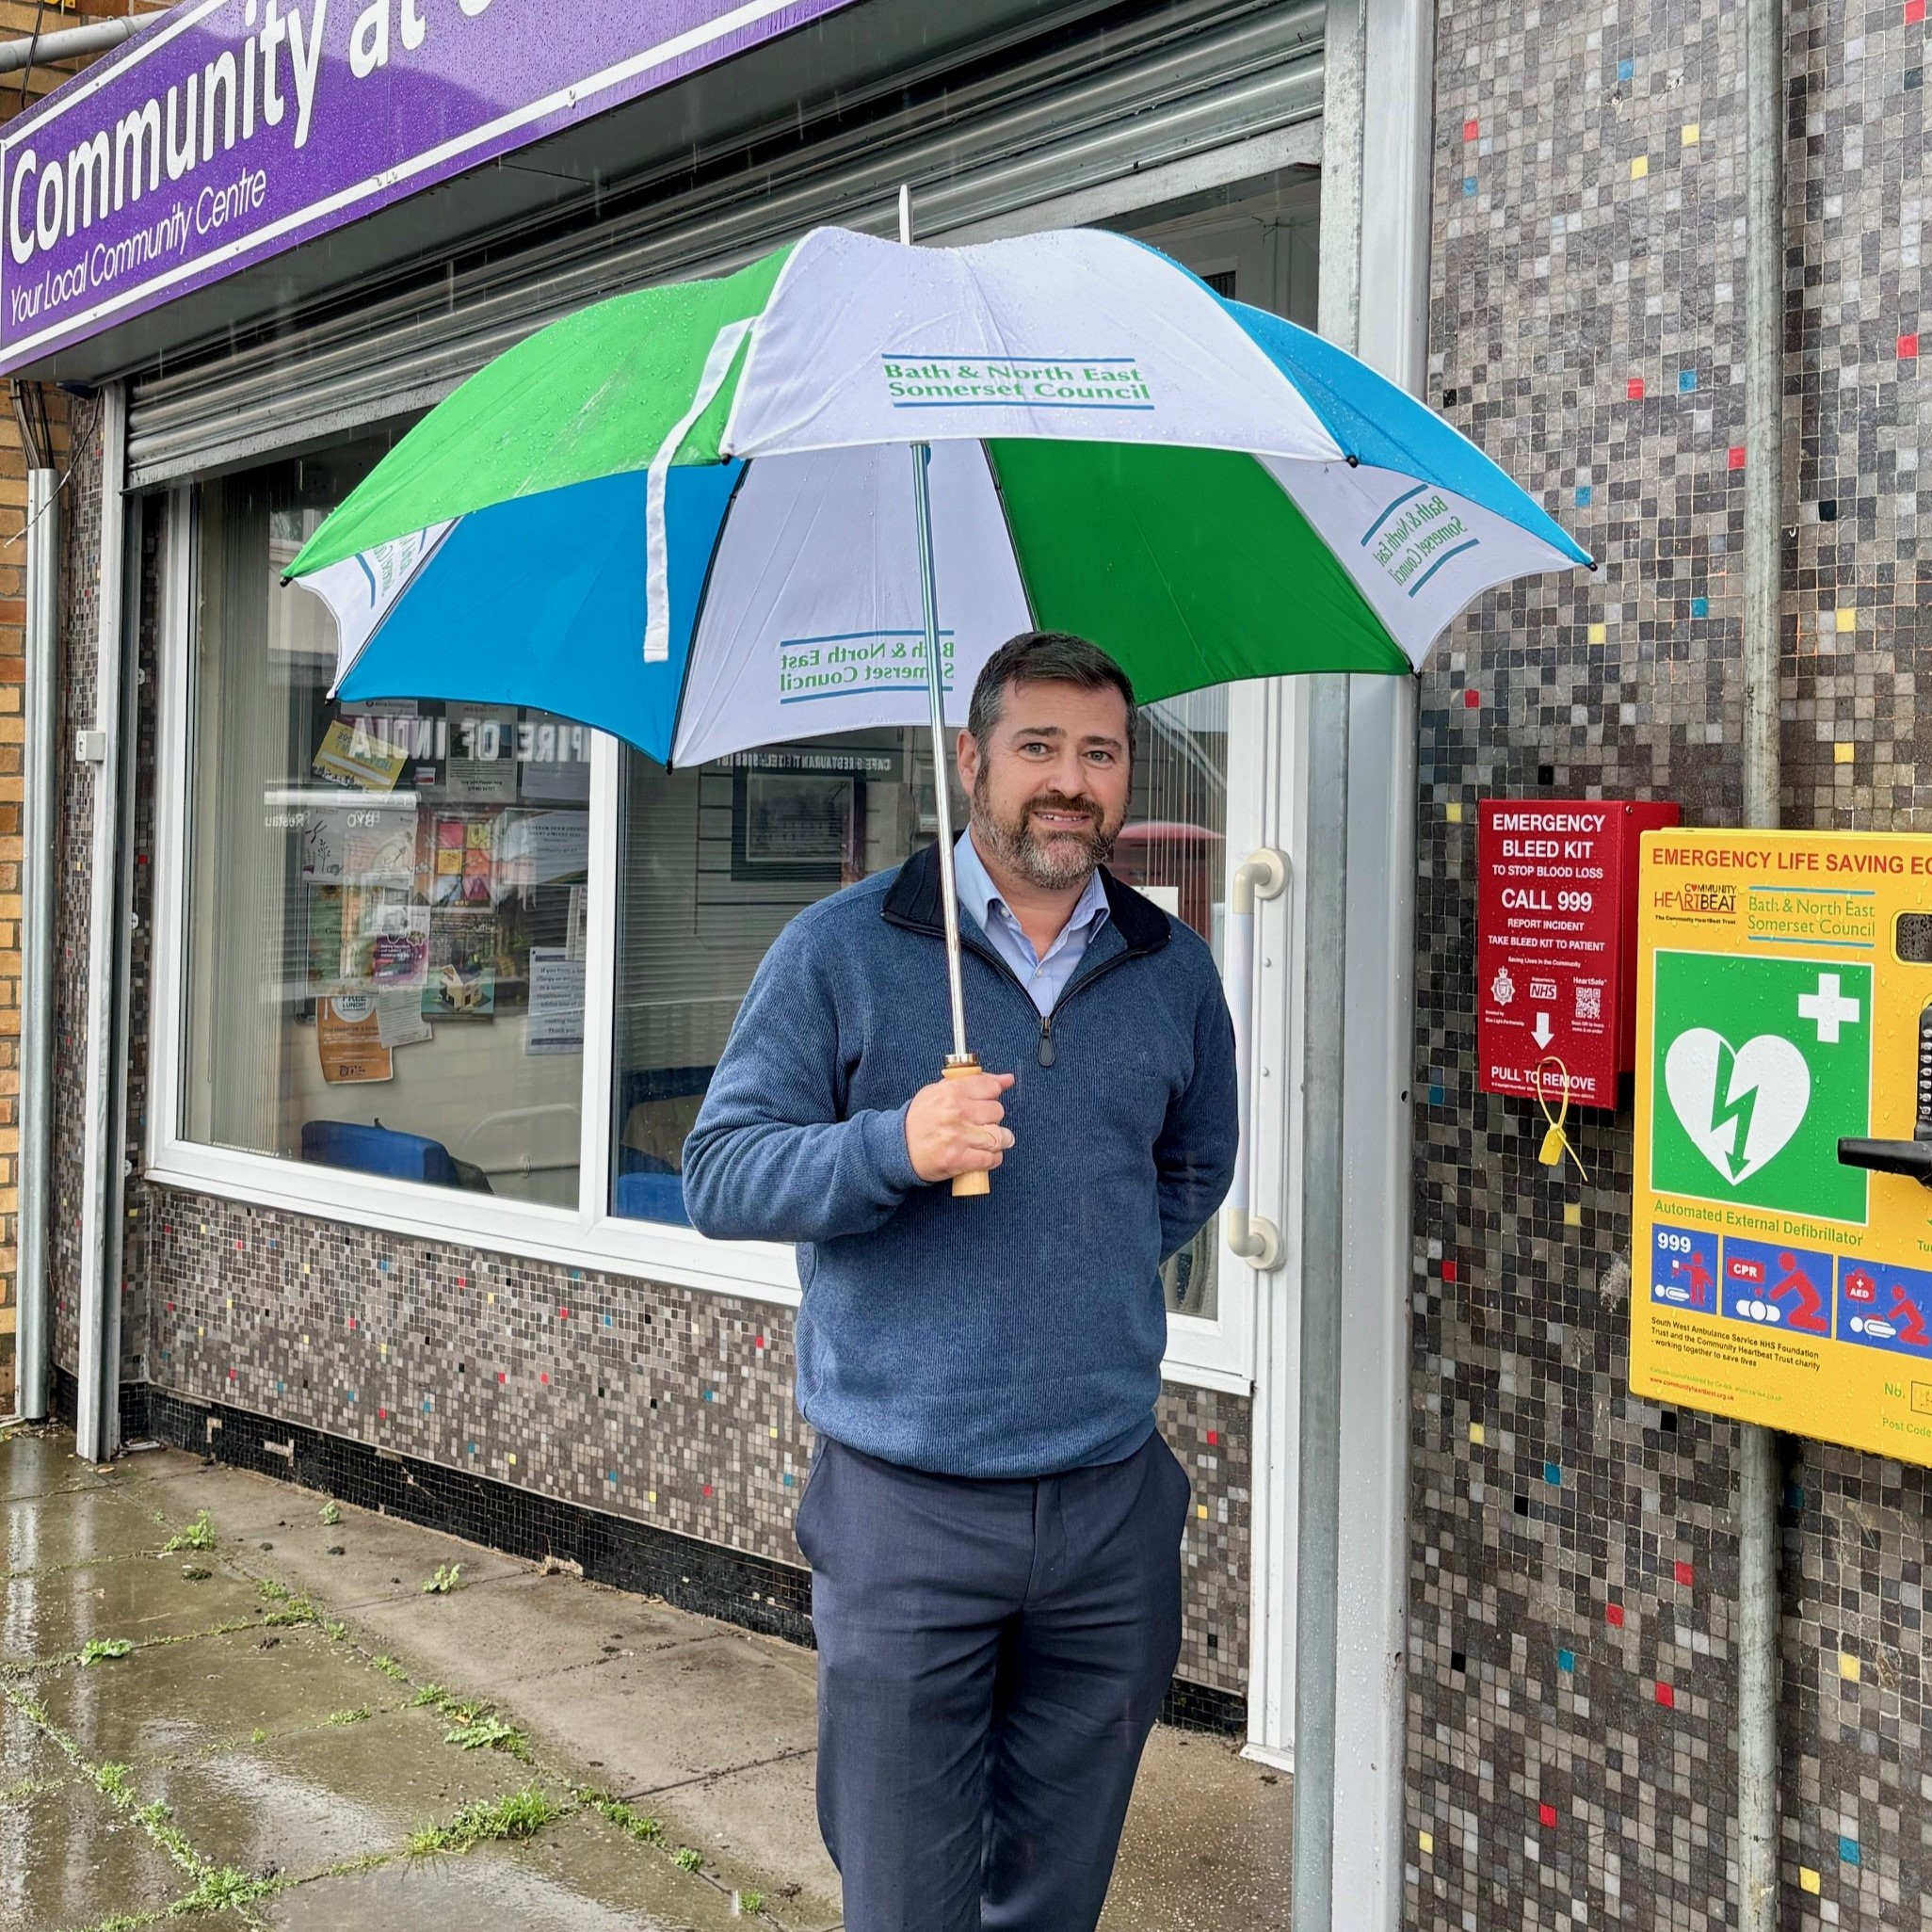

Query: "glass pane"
left=613, top=693, right=1232, bottom=1326
left=1124, top=687, right=1230, bottom=1319
left=611, top=731, right=960, bottom=1227
left=182, top=442, right=590, bottom=1208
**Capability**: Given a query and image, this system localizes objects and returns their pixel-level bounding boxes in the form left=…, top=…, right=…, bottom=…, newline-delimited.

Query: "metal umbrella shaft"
left=911, top=440, right=973, bottom=1064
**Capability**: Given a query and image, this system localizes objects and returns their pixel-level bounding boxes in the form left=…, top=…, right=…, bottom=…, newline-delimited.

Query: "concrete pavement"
left=0, top=1424, right=1291, bottom=1930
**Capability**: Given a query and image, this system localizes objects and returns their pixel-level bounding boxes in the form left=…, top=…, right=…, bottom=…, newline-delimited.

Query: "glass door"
left=1119, top=680, right=1279, bottom=1385
left=1112, top=173, right=1320, bottom=1763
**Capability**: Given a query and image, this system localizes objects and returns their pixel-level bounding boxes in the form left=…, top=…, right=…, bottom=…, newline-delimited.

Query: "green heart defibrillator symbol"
left=1650, top=952, right=1872, bottom=1222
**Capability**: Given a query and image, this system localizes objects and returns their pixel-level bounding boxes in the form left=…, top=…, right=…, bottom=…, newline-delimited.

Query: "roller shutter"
left=125, top=0, right=1321, bottom=487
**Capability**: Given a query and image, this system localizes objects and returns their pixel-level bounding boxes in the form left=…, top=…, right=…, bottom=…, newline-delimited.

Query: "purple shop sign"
left=0, top=0, right=858, bottom=373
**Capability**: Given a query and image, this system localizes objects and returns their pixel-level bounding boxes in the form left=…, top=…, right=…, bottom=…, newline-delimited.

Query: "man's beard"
left=970, top=778, right=1121, bottom=891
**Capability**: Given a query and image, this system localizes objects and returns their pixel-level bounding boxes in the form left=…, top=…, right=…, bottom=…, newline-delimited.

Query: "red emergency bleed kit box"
left=1475, top=797, right=1682, bottom=1109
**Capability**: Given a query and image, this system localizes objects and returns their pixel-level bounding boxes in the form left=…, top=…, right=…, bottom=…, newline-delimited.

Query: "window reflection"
left=611, top=687, right=1231, bottom=1322
left=184, top=443, right=589, bottom=1206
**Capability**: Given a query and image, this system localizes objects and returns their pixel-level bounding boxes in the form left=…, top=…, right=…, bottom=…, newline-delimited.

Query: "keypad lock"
left=1839, top=1001, right=1932, bottom=1188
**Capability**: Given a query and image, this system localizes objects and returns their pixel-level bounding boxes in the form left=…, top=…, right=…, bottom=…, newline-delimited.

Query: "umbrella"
left=286, top=204, right=1590, bottom=1197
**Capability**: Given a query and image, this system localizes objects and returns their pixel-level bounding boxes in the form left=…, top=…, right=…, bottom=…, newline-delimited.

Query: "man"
left=684, top=631, right=1238, bottom=1931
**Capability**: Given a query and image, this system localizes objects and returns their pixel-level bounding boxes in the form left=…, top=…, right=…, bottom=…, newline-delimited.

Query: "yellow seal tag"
left=1533, top=1056, right=1590, bottom=1182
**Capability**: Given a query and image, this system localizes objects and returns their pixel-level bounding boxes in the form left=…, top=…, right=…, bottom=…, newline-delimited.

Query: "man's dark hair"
left=966, top=631, right=1137, bottom=763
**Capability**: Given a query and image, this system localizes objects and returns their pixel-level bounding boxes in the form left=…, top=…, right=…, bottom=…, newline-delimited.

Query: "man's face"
left=958, top=678, right=1133, bottom=891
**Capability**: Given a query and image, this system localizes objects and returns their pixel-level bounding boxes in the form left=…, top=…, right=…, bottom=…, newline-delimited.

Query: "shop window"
left=178, top=439, right=1229, bottom=1287
left=183, top=444, right=589, bottom=1208
left=610, top=695, right=1228, bottom=1327
left=610, top=733, right=944, bottom=1227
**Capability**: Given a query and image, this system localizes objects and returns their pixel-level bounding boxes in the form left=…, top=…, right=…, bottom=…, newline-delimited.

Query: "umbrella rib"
left=976, top=440, right=1040, bottom=633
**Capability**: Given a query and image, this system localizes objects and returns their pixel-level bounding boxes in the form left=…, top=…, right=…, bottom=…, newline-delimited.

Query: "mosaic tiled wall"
left=125, top=1192, right=1250, bottom=1692
left=48, top=472, right=1252, bottom=1699
left=1412, top=3, right=1932, bottom=1928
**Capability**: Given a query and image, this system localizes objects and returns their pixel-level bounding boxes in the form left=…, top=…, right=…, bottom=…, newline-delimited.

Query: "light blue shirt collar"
left=953, top=829, right=1110, bottom=1017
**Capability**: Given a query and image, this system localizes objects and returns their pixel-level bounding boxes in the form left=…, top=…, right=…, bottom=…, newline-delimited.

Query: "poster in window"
left=368, top=905, right=431, bottom=990
left=525, top=946, right=586, bottom=1056
left=431, top=815, right=498, bottom=906
left=421, top=906, right=498, bottom=1018
left=317, top=994, right=394, bottom=1083
left=443, top=706, right=521, bottom=803
left=313, top=718, right=409, bottom=792
left=306, top=885, right=347, bottom=990
left=302, top=806, right=416, bottom=887
left=496, top=810, right=589, bottom=887
left=374, top=988, right=433, bottom=1049
left=733, top=772, right=857, bottom=882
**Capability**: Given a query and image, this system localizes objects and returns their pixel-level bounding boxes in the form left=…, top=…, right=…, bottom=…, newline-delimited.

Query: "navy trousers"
left=796, top=1428, right=1189, bottom=1932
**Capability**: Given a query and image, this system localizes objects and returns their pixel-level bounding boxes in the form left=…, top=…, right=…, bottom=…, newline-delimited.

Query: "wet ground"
left=1, top=1425, right=1291, bottom=1930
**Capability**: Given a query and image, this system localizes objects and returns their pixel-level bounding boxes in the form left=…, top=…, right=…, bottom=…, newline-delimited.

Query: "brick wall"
left=0, top=1, right=169, bottom=1410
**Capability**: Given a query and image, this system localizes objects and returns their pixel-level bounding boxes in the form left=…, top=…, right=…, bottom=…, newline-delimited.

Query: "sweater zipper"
left=900, top=918, right=1151, bottom=1067
left=1031, top=950, right=1146, bottom=1066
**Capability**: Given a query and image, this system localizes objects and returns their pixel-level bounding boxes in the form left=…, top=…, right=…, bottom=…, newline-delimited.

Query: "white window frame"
left=146, top=459, right=1277, bottom=1390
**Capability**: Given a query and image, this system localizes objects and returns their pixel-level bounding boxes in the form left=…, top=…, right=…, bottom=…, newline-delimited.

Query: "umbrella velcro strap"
left=643, top=316, right=752, bottom=663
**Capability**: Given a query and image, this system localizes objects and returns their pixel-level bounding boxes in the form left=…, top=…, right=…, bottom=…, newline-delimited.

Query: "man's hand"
left=905, top=1071, right=1017, bottom=1183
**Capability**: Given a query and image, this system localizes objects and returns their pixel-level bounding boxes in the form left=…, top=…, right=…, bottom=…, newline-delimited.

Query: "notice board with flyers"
left=1632, top=827, right=1932, bottom=1463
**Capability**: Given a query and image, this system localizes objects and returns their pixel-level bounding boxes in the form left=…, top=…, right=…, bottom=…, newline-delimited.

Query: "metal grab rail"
left=1223, top=846, right=1287, bottom=1270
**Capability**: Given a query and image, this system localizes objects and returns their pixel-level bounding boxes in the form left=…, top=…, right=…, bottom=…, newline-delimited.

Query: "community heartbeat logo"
left=1663, top=1029, right=1811, bottom=1184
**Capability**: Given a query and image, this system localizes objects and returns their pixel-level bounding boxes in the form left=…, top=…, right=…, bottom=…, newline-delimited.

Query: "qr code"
left=1574, top=983, right=1602, bottom=1021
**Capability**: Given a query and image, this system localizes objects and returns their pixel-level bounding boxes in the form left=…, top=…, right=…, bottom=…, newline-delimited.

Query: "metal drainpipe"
left=1293, top=2, right=1367, bottom=1926
left=1737, top=0, right=1784, bottom=1926
left=16, top=466, right=58, bottom=1421
left=0, top=16, right=150, bottom=76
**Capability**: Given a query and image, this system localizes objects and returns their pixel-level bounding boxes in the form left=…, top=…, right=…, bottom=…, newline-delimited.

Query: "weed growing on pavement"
left=324, top=1707, right=372, bottom=1727
left=255, top=1578, right=322, bottom=1628
left=173, top=1863, right=272, bottom=1912
left=0, top=1773, right=60, bottom=1804
left=371, top=1654, right=408, bottom=1682
left=674, top=1846, right=704, bottom=1872
left=738, top=1891, right=766, bottom=1914
left=79, top=1638, right=133, bottom=1666
left=413, top=1682, right=530, bottom=1757
left=160, top=1511, right=216, bottom=1554
left=319, top=1501, right=342, bottom=1526
left=13, top=1694, right=201, bottom=1877
left=584, top=1793, right=665, bottom=1843
left=407, top=1785, right=561, bottom=1856
left=443, top=1715, right=529, bottom=1757
left=422, top=1562, right=464, bottom=1594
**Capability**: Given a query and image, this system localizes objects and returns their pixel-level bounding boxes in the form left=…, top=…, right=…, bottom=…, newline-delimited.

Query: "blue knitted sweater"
left=682, top=841, right=1239, bottom=1477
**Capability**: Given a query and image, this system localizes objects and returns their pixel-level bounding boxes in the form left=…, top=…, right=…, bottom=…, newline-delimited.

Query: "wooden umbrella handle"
left=942, top=1057, right=992, bottom=1198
